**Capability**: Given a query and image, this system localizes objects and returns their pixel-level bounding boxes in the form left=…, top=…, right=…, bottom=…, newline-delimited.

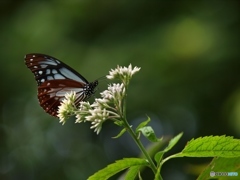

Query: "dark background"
left=1, top=1, right=240, bottom=179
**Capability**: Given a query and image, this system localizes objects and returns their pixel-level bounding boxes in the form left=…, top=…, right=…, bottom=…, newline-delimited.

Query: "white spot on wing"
left=41, top=79, right=45, bottom=83
left=46, top=69, right=51, bottom=74
left=38, top=58, right=58, bottom=66
left=47, top=76, right=54, bottom=80
left=55, top=91, right=69, bottom=96
left=59, top=67, right=86, bottom=83
left=34, top=66, right=38, bottom=68
left=52, top=69, right=57, bottom=74
left=54, top=74, right=64, bottom=79
left=55, top=88, right=84, bottom=97
left=40, top=64, right=48, bottom=68
left=39, top=71, right=43, bottom=75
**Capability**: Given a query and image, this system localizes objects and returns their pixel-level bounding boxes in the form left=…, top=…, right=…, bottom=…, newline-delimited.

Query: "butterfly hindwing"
left=38, top=79, right=87, bottom=116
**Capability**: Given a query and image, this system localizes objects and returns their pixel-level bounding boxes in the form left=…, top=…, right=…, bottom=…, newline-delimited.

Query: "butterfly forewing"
left=25, top=54, right=89, bottom=85
left=24, top=53, right=98, bottom=117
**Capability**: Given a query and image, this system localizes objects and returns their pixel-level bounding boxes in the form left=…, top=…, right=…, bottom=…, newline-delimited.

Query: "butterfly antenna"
left=97, top=75, right=107, bottom=81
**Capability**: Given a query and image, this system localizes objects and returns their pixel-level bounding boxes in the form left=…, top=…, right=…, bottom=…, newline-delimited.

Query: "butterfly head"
left=84, top=80, right=98, bottom=97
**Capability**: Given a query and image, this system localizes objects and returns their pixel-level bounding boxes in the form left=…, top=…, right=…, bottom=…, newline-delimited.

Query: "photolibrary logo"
left=210, top=171, right=238, bottom=177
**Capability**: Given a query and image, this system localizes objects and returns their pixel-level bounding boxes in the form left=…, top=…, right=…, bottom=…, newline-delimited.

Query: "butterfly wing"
left=25, top=53, right=92, bottom=117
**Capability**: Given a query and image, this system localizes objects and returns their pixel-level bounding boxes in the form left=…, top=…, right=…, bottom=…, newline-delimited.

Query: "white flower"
left=57, top=91, right=76, bottom=125
left=79, top=101, right=91, bottom=111
left=75, top=101, right=110, bottom=134
left=95, top=98, right=110, bottom=106
left=75, top=101, right=91, bottom=123
left=108, top=83, right=125, bottom=98
left=90, top=108, right=109, bottom=134
left=106, top=64, right=141, bottom=85
left=58, top=106, right=67, bottom=125
left=100, top=83, right=125, bottom=101
left=90, top=119, right=102, bottom=134
left=100, top=90, right=114, bottom=100
left=84, top=107, right=109, bottom=134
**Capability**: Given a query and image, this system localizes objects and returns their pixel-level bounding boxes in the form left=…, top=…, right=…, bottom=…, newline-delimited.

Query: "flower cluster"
left=76, top=101, right=110, bottom=134
left=99, top=83, right=125, bottom=110
left=57, top=64, right=140, bottom=134
left=57, top=92, right=77, bottom=125
left=107, top=64, right=141, bottom=86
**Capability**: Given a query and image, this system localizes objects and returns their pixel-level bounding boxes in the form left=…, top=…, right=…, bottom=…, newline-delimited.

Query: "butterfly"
left=24, top=53, right=98, bottom=117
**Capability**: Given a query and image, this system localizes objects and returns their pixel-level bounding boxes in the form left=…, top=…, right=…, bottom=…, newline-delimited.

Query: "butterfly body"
left=25, top=53, right=98, bottom=117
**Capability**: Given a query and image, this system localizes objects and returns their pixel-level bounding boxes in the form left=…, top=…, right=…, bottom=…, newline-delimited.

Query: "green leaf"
left=197, top=157, right=240, bottom=180
left=125, top=165, right=142, bottom=180
left=135, top=116, right=151, bottom=132
left=87, top=158, right=148, bottom=180
left=154, top=134, right=183, bottom=170
left=163, top=132, right=183, bottom=152
left=180, top=135, right=240, bottom=157
left=138, top=126, right=160, bottom=142
left=114, top=121, right=124, bottom=126
left=112, top=128, right=126, bottom=139
left=154, top=151, right=164, bottom=164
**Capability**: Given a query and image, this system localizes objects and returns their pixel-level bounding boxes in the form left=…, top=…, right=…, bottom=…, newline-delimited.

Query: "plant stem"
left=121, top=83, right=162, bottom=179
left=123, top=119, right=158, bottom=175
left=160, top=153, right=182, bottom=166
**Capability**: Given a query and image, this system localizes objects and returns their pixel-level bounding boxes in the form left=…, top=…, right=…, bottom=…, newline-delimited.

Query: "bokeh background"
left=1, top=1, right=240, bottom=179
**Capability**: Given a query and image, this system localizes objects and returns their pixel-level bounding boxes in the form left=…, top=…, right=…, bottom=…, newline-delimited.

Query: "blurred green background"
left=1, top=1, right=240, bottom=179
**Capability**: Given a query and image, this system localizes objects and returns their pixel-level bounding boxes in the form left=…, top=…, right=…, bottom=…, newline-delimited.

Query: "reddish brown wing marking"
left=38, top=79, right=86, bottom=117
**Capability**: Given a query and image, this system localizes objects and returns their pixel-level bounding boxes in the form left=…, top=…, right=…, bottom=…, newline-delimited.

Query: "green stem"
left=160, top=153, right=182, bottom=166
left=121, top=82, right=162, bottom=179
left=124, top=120, right=157, bottom=174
